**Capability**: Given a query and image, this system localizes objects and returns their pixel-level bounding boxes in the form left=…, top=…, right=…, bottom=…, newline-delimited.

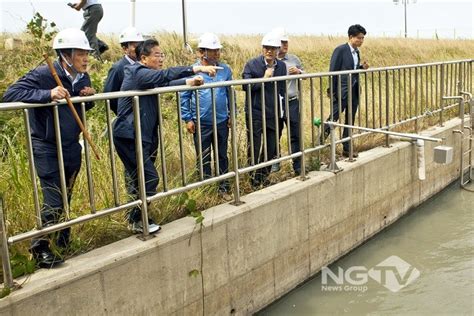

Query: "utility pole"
left=394, top=0, right=416, bottom=38
left=403, top=0, right=407, bottom=38
left=181, top=0, right=192, bottom=52
left=130, top=0, right=136, bottom=27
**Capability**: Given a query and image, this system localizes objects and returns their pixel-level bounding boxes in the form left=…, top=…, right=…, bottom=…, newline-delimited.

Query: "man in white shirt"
left=323, top=24, right=369, bottom=157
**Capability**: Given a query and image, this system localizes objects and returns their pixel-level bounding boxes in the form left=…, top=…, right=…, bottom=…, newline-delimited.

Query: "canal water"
left=259, top=181, right=474, bottom=315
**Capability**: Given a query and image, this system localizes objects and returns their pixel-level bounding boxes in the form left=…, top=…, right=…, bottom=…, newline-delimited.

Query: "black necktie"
left=355, top=49, right=360, bottom=68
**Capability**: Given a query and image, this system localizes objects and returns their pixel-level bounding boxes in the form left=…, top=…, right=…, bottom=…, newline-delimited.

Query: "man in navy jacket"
left=323, top=24, right=369, bottom=157
left=242, top=32, right=287, bottom=188
left=113, top=39, right=220, bottom=234
left=103, top=27, right=144, bottom=115
left=2, top=28, right=96, bottom=268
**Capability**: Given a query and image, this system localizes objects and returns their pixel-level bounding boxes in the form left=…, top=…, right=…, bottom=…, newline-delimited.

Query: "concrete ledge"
left=0, top=117, right=467, bottom=315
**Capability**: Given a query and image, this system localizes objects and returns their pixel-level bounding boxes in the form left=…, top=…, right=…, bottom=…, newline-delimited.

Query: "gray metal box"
left=433, top=146, right=453, bottom=164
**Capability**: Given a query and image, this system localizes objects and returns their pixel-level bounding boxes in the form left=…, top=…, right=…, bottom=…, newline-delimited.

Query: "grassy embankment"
left=0, top=32, right=473, bottom=276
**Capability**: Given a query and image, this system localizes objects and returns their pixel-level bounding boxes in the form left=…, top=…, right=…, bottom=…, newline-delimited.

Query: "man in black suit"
left=242, top=32, right=287, bottom=188
left=323, top=24, right=369, bottom=157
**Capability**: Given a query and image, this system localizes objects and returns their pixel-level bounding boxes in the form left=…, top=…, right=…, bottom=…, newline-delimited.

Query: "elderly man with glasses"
left=271, top=27, right=305, bottom=176
left=242, top=31, right=287, bottom=189
left=113, top=39, right=220, bottom=234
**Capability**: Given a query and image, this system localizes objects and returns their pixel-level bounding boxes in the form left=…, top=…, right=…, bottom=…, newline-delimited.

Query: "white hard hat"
left=198, top=32, right=222, bottom=49
left=53, top=28, right=93, bottom=50
left=119, top=27, right=144, bottom=43
left=272, top=27, right=289, bottom=41
left=261, top=32, right=281, bottom=47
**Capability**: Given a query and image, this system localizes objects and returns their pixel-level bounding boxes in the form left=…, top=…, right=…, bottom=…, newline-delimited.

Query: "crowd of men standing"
left=2, top=22, right=368, bottom=268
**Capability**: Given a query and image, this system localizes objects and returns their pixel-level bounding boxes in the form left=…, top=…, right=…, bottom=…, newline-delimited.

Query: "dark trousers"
left=113, top=136, right=159, bottom=223
left=279, top=98, right=301, bottom=173
left=246, top=116, right=279, bottom=186
left=31, top=141, right=82, bottom=252
left=193, top=120, right=229, bottom=192
left=324, top=85, right=359, bottom=151
left=81, top=4, right=103, bottom=58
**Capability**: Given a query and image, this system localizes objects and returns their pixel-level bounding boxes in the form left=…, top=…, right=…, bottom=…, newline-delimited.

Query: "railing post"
left=0, top=197, right=14, bottom=289
left=261, top=82, right=268, bottom=162
left=211, top=88, right=220, bottom=176
left=468, top=60, right=474, bottom=93
left=328, top=123, right=342, bottom=173
left=385, top=71, right=390, bottom=147
left=440, top=63, right=445, bottom=126
left=105, top=100, right=120, bottom=206
left=453, top=130, right=465, bottom=186
left=53, top=105, right=70, bottom=219
left=229, top=87, right=243, bottom=206
left=156, top=95, right=168, bottom=191
left=459, top=94, right=465, bottom=129
left=175, top=93, right=187, bottom=187
left=132, top=96, right=152, bottom=240
left=415, top=67, right=419, bottom=133
left=195, top=91, right=204, bottom=181
left=348, top=74, right=354, bottom=159
left=298, top=79, right=307, bottom=180
left=81, top=102, right=96, bottom=213
left=23, top=109, right=42, bottom=229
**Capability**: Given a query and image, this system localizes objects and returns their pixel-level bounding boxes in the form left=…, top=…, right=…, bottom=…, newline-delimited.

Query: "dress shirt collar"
left=124, top=55, right=136, bottom=65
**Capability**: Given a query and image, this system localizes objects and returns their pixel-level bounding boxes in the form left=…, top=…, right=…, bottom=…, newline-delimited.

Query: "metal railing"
left=0, top=59, right=472, bottom=287
left=444, top=90, right=474, bottom=188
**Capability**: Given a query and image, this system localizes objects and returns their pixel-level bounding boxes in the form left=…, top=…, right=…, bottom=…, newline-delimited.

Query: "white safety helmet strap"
left=58, top=49, right=80, bottom=77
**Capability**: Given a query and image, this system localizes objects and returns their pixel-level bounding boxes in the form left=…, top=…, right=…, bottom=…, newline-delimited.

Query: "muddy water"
left=259, top=181, right=474, bottom=315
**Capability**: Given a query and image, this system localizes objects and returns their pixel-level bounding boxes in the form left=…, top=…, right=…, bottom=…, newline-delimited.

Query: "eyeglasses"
left=155, top=52, right=166, bottom=59
left=263, top=46, right=278, bottom=51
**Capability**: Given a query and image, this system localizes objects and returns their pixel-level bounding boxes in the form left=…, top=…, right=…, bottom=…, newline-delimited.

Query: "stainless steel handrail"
left=0, top=59, right=471, bottom=287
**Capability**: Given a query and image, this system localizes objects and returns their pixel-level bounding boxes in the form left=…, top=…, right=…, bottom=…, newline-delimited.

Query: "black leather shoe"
left=32, top=248, right=64, bottom=268
left=98, top=39, right=109, bottom=54
left=295, top=169, right=307, bottom=176
left=342, top=150, right=359, bottom=158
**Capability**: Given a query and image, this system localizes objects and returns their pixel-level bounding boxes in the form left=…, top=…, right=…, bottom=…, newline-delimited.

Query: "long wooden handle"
left=43, top=54, right=101, bottom=160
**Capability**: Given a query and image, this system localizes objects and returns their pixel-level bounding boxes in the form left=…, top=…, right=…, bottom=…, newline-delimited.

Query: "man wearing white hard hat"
left=104, top=27, right=144, bottom=115
left=3, top=28, right=96, bottom=268
left=180, top=33, right=233, bottom=201
left=271, top=27, right=304, bottom=176
left=242, top=31, right=287, bottom=188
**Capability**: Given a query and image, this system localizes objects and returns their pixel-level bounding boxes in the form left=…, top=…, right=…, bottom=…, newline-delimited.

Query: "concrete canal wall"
left=0, top=117, right=468, bottom=315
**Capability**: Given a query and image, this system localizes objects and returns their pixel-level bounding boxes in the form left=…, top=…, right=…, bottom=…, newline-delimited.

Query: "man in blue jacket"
left=2, top=28, right=96, bottom=268
left=113, top=39, right=220, bottom=234
left=242, top=32, right=287, bottom=188
left=103, top=27, right=144, bottom=115
left=180, top=33, right=233, bottom=200
left=323, top=24, right=369, bottom=157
